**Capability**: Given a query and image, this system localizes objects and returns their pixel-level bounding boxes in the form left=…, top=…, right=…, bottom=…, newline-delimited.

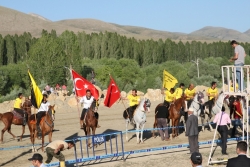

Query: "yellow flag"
left=28, top=71, right=43, bottom=109
left=162, top=70, right=178, bottom=90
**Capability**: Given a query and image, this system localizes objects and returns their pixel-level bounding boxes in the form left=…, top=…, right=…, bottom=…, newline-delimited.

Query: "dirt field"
left=0, top=96, right=245, bottom=167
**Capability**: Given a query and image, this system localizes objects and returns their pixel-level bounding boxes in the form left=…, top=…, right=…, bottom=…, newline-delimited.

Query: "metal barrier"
left=72, top=131, right=125, bottom=167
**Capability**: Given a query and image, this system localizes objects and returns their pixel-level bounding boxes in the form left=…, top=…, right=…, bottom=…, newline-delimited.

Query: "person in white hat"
left=186, top=108, right=199, bottom=154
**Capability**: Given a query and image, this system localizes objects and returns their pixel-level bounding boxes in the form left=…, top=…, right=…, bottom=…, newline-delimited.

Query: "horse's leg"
left=0, top=121, right=9, bottom=143
left=125, top=119, right=129, bottom=142
left=42, top=131, right=45, bottom=152
left=7, top=125, right=16, bottom=140
left=208, top=117, right=214, bottom=132
left=172, top=119, right=176, bottom=139
left=48, top=130, right=52, bottom=143
left=19, top=125, right=25, bottom=142
left=140, top=123, right=145, bottom=143
left=86, top=126, right=91, bottom=146
left=201, top=115, right=205, bottom=132
left=136, top=123, right=140, bottom=144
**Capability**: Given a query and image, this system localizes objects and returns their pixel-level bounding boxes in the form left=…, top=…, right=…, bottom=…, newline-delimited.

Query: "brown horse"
left=82, top=101, right=98, bottom=147
left=152, top=103, right=170, bottom=138
left=0, top=97, right=32, bottom=143
left=27, top=105, right=55, bottom=152
left=169, top=95, right=187, bottom=138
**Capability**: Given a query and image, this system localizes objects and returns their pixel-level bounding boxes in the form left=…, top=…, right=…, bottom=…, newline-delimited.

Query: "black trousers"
left=81, top=108, right=99, bottom=120
left=36, top=111, right=46, bottom=126
left=217, top=125, right=228, bottom=154
left=129, top=105, right=138, bottom=120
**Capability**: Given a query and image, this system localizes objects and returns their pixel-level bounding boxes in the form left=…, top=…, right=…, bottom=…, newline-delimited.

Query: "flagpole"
left=65, top=67, right=81, bottom=126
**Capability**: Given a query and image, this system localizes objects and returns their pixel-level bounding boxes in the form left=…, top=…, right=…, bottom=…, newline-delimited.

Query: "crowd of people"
left=12, top=40, right=250, bottom=166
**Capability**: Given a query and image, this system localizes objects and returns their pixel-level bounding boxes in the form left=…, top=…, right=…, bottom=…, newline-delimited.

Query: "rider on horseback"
left=206, top=81, right=218, bottom=118
left=123, top=89, right=140, bottom=124
left=13, top=93, right=26, bottom=126
left=162, top=88, right=175, bottom=108
left=79, top=89, right=100, bottom=129
left=36, top=94, right=50, bottom=135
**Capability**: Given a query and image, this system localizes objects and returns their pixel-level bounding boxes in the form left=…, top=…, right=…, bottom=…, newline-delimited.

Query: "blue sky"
left=1, top=0, right=249, bottom=33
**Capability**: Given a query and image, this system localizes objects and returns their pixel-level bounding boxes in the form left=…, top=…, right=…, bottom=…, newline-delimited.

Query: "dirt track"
left=0, top=98, right=244, bottom=167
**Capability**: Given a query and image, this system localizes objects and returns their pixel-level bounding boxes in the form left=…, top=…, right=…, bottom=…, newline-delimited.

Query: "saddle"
left=12, top=110, right=24, bottom=120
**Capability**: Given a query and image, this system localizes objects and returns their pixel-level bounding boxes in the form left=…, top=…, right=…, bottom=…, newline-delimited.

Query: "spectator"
left=186, top=108, right=199, bottom=154
left=62, top=85, right=67, bottom=96
left=231, top=96, right=243, bottom=138
left=45, top=85, right=51, bottom=95
left=28, top=153, right=46, bottom=167
left=155, top=103, right=170, bottom=141
left=226, top=141, right=250, bottom=167
left=42, top=88, right=46, bottom=95
left=45, top=140, right=75, bottom=166
left=190, top=152, right=202, bottom=167
left=213, top=106, right=231, bottom=155
left=55, top=83, right=60, bottom=91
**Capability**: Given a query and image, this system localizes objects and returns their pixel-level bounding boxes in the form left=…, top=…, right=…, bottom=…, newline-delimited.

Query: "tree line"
left=0, top=29, right=249, bottom=101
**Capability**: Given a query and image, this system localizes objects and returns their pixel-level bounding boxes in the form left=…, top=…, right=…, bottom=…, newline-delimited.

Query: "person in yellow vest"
left=174, top=83, right=185, bottom=100
left=123, top=89, right=140, bottom=123
left=206, top=81, right=218, bottom=117
left=13, top=93, right=26, bottom=125
left=162, top=88, right=175, bottom=108
left=184, top=84, right=196, bottom=108
left=230, top=79, right=239, bottom=92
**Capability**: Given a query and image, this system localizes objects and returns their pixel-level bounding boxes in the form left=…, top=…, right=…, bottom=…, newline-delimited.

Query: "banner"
left=162, top=70, right=178, bottom=90
left=72, top=69, right=99, bottom=99
left=28, top=71, right=43, bottom=109
left=104, top=76, right=121, bottom=107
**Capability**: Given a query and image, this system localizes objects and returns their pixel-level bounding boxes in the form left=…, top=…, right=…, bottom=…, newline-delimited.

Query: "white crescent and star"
left=111, top=83, right=118, bottom=93
left=74, top=78, right=89, bottom=90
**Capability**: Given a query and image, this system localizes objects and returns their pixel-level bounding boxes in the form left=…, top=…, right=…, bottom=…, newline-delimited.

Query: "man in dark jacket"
left=186, top=108, right=199, bottom=154
left=155, top=103, right=170, bottom=141
left=226, top=141, right=250, bottom=167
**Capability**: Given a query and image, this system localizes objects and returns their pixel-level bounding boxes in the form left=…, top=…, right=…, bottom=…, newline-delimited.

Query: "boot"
left=80, top=120, right=83, bottom=129
left=36, top=125, right=41, bottom=136
left=60, top=161, right=65, bottom=167
left=97, top=119, right=101, bottom=128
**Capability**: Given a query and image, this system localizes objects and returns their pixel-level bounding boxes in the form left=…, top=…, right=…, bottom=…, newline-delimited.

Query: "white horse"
left=183, top=91, right=205, bottom=131
left=204, top=92, right=227, bottom=131
left=124, top=98, right=151, bottom=144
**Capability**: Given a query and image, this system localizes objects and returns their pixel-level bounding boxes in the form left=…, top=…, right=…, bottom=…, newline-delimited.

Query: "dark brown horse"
left=169, top=95, right=186, bottom=138
left=82, top=101, right=98, bottom=146
left=27, top=105, right=55, bottom=152
left=0, top=97, right=32, bottom=143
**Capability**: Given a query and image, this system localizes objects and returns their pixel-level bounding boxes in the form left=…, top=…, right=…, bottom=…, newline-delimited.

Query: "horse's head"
left=196, top=90, right=205, bottom=104
left=48, top=105, right=55, bottom=121
left=212, top=92, right=226, bottom=115
left=142, top=98, right=151, bottom=113
left=90, top=99, right=99, bottom=112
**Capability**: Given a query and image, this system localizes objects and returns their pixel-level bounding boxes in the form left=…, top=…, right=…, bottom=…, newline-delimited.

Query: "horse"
left=204, top=92, right=228, bottom=131
left=123, top=98, right=151, bottom=144
left=169, top=95, right=187, bottom=138
left=182, top=91, right=205, bottom=132
left=0, top=97, right=32, bottom=143
left=27, top=105, right=55, bottom=152
left=82, top=101, right=98, bottom=147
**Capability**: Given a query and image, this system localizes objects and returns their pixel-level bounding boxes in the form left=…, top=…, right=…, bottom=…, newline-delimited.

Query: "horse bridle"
left=45, top=108, right=54, bottom=128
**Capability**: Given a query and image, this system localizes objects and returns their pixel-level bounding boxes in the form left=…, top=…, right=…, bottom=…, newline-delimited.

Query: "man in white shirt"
left=79, top=89, right=100, bottom=128
left=28, top=153, right=47, bottom=167
left=36, top=94, right=50, bottom=135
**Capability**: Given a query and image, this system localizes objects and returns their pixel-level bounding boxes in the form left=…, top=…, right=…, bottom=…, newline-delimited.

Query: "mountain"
left=0, top=6, right=249, bottom=42
left=190, top=26, right=250, bottom=42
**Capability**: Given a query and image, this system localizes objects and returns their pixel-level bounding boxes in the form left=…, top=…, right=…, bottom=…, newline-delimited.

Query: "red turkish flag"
left=104, top=76, right=121, bottom=107
left=72, top=70, right=99, bottom=99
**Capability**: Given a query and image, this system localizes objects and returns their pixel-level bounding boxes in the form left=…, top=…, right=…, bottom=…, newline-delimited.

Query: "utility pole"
left=191, top=59, right=199, bottom=78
